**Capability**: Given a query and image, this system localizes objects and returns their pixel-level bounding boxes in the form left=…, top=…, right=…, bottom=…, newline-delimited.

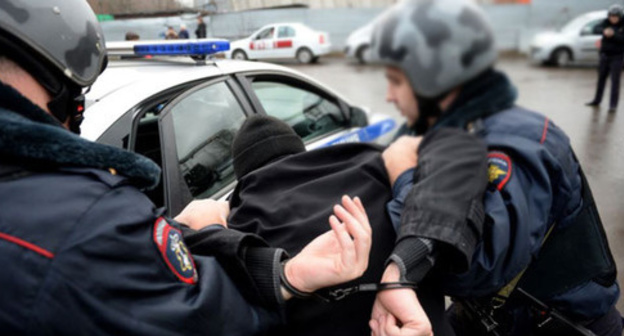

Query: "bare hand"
left=285, top=196, right=372, bottom=294
left=383, top=136, right=422, bottom=186
left=370, top=263, right=433, bottom=336
left=175, top=199, right=230, bottom=231
left=605, top=27, right=614, bottom=37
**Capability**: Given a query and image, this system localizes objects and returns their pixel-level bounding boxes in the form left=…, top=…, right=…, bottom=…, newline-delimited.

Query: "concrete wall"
left=100, top=0, right=622, bottom=52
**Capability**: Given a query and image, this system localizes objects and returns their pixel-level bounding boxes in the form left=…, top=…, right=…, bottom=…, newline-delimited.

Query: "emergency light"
left=106, top=39, right=230, bottom=57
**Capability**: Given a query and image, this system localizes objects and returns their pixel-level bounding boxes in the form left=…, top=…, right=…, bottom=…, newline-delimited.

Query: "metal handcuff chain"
left=279, top=261, right=417, bottom=303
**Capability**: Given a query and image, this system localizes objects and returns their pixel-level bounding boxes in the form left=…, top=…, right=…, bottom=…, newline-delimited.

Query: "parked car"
left=85, top=40, right=396, bottom=215
left=224, top=23, right=331, bottom=64
left=345, top=22, right=375, bottom=64
left=530, top=10, right=607, bottom=67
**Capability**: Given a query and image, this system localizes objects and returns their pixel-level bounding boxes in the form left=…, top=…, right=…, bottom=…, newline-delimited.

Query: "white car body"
left=530, top=10, right=607, bottom=66
left=345, top=22, right=375, bottom=64
left=224, top=23, right=331, bottom=63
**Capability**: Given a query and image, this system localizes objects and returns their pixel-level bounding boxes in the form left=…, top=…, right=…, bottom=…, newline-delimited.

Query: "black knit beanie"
left=232, top=114, right=305, bottom=179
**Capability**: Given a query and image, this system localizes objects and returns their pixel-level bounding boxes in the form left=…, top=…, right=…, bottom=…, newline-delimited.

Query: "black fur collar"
left=0, top=81, right=160, bottom=190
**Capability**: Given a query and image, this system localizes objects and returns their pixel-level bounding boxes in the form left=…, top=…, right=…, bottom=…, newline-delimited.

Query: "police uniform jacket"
left=393, top=70, right=619, bottom=320
left=0, top=81, right=286, bottom=335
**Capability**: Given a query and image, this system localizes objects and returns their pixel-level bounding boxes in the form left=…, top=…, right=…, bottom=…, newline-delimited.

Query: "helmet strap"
left=47, top=82, right=85, bottom=134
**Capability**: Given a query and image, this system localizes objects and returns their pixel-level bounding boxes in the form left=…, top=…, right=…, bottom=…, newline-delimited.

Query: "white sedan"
left=530, top=10, right=607, bottom=67
left=345, top=22, right=375, bottom=64
left=225, top=23, right=331, bottom=64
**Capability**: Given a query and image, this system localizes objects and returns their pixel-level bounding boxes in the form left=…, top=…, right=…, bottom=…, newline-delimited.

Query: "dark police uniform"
left=393, top=70, right=620, bottom=335
left=0, top=81, right=285, bottom=335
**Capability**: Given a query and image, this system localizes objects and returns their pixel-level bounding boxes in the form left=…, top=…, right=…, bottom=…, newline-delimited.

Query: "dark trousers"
left=592, top=53, right=624, bottom=109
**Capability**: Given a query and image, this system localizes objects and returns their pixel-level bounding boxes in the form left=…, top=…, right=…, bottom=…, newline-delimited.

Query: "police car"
left=83, top=39, right=396, bottom=214
left=224, top=23, right=331, bottom=64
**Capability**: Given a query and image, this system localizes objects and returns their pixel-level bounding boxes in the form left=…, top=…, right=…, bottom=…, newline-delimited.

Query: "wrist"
left=382, top=262, right=401, bottom=282
left=284, top=259, right=314, bottom=294
left=280, top=285, right=293, bottom=301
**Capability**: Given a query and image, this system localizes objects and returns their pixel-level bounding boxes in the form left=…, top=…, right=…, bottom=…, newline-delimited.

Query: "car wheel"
left=296, top=48, right=314, bottom=64
left=551, top=48, right=572, bottom=67
left=232, top=50, right=248, bottom=61
left=356, top=45, right=371, bottom=64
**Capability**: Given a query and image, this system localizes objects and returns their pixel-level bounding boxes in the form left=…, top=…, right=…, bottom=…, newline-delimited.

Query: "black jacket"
left=196, top=22, right=207, bottom=38
left=228, top=144, right=397, bottom=336
left=598, top=19, right=624, bottom=56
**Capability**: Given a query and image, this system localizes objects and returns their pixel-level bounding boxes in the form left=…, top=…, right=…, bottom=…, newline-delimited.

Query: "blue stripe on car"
left=321, top=119, right=397, bottom=147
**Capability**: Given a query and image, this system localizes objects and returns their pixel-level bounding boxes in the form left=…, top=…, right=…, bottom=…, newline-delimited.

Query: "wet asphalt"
left=286, top=55, right=624, bottom=312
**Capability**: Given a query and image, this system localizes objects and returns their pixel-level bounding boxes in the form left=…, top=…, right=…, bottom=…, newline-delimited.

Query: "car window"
left=581, top=19, right=604, bottom=36
left=278, top=26, right=296, bottom=38
left=169, top=82, right=245, bottom=199
left=256, top=27, right=275, bottom=40
left=250, top=80, right=345, bottom=141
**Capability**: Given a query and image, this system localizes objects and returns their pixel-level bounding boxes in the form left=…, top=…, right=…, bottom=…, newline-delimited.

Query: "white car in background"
left=530, top=10, right=607, bottom=67
left=345, top=22, right=375, bottom=64
left=225, top=23, right=331, bottom=64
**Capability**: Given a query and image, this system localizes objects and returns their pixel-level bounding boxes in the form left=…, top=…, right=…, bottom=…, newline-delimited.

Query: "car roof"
left=585, top=10, right=608, bottom=19
left=82, top=57, right=350, bottom=141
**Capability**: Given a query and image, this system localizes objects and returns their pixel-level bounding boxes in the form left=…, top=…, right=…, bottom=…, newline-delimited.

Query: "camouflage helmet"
left=370, top=0, right=496, bottom=98
left=609, top=4, right=624, bottom=17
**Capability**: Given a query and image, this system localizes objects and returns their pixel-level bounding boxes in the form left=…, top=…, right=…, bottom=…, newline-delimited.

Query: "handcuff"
left=279, top=261, right=418, bottom=303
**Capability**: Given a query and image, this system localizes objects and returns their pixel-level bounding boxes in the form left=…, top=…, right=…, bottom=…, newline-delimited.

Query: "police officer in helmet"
left=587, top=4, right=624, bottom=112
left=0, top=1, right=373, bottom=334
left=368, top=0, right=622, bottom=335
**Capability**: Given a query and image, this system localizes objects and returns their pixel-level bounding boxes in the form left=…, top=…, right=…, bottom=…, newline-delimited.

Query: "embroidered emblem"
left=153, top=217, right=197, bottom=284
left=488, top=152, right=512, bottom=191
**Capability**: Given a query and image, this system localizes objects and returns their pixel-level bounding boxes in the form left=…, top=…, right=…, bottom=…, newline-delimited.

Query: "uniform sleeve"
left=31, top=185, right=283, bottom=336
left=441, top=122, right=582, bottom=298
left=395, top=128, right=488, bottom=274
left=612, top=25, right=624, bottom=44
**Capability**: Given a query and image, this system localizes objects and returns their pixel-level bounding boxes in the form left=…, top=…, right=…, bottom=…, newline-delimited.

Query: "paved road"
left=288, top=56, right=624, bottom=312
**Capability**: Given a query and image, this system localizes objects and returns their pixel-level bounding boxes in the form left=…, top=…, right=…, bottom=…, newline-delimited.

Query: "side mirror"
left=349, top=106, right=368, bottom=127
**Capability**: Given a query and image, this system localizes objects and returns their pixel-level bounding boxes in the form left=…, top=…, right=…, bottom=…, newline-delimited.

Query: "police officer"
left=367, top=1, right=622, bottom=335
left=0, top=1, right=372, bottom=335
left=587, top=4, right=624, bottom=112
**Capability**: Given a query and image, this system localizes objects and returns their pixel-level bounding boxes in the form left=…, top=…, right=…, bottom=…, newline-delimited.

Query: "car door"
left=274, top=25, right=297, bottom=58
left=577, top=18, right=604, bottom=63
left=158, top=77, right=253, bottom=214
left=249, top=26, right=276, bottom=60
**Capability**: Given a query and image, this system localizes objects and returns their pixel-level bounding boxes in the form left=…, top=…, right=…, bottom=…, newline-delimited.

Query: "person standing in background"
left=179, top=23, right=190, bottom=39
left=165, top=26, right=178, bottom=39
left=587, top=4, right=624, bottom=113
left=196, top=17, right=207, bottom=38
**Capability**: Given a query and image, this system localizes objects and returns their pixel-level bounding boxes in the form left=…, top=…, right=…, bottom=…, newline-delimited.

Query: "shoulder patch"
left=153, top=217, right=197, bottom=284
left=487, top=152, right=512, bottom=191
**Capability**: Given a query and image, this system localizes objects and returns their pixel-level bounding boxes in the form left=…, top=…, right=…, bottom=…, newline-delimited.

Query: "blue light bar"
left=133, top=40, right=230, bottom=56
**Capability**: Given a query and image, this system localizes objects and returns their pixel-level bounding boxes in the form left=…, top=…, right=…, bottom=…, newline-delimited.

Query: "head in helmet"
left=370, top=0, right=496, bottom=134
left=0, top=0, right=107, bottom=133
left=608, top=4, right=623, bottom=25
